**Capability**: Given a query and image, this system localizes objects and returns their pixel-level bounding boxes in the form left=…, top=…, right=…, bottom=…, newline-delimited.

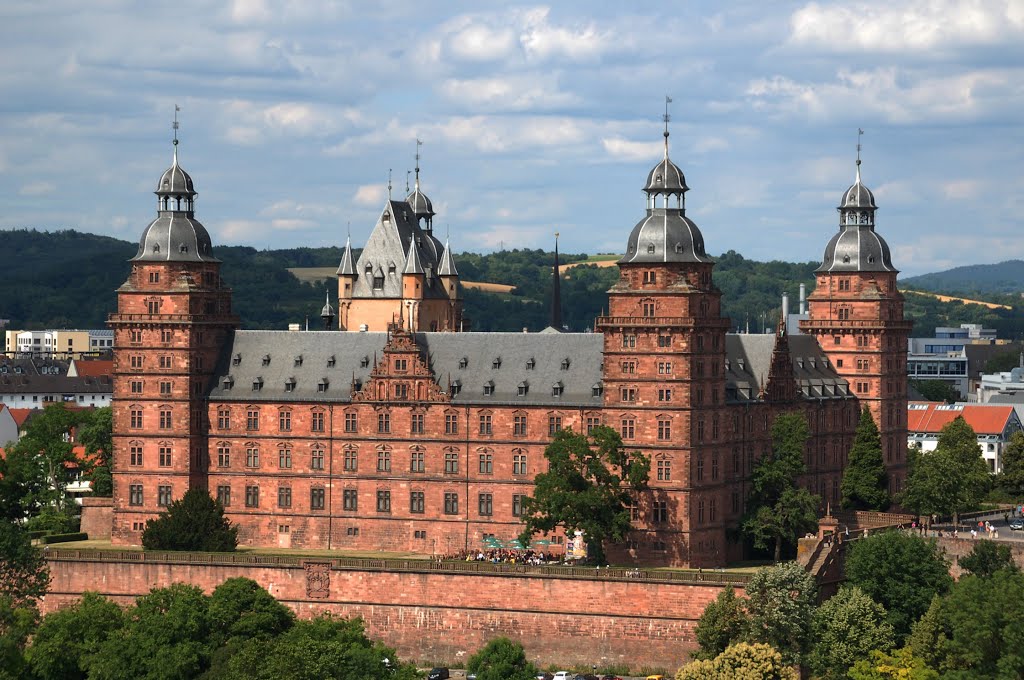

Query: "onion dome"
left=645, top=157, right=688, bottom=194
left=131, top=141, right=217, bottom=263
left=817, top=158, right=895, bottom=273
left=406, top=142, right=435, bottom=228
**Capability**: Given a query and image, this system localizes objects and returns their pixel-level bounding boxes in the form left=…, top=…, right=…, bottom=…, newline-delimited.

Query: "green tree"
left=848, top=648, right=939, bottom=680
left=466, top=637, right=538, bottom=680
left=907, top=596, right=944, bottom=670
left=0, top=520, right=50, bottom=607
left=694, top=586, right=750, bottom=660
left=983, top=351, right=1022, bottom=374
left=0, top=595, right=38, bottom=680
left=142, top=488, right=238, bottom=552
left=845, top=531, right=952, bottom=640
left=997, top=430, right=1024, bottom=497
left=676, top=642, right=798, bottom=680
left=77, top=407, right=113, bottom=497
left=959, top=539, right=1018, bottom=578
left=0, top=444, right=46, bottom=522
left=223, top=615, right=418, bottom=680
left=207, top=577, right=294, bottom=645
left=807, top=586, right=896, bottom=679
left=744, top=561, right=816, bottom=666
left=741, top=413, right=820, bottom=562
left=922, top=569, right=1024, bottom=678
left=8, top=403, right=81, bottom=513
left=901, top=417, right=990, bottom=526
left=911, top=379, right=960, bottom=403
left=26, top=591, right=125, bottom=680
left=519, top=425, right=649, bottom=564
left=841, top=408, right=890, bottom=511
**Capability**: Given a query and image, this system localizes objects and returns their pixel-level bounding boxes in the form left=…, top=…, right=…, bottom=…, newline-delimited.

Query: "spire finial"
left=406, top=170, right=411, bottom=193
left=856, top=127, right=864, bottom=183
left=550, top=231, right=562, bottom=330
left=346, top=221, right=351, bottom=239
left=414, top=138, right=422, bottom=190
left=387, top=168, right=392, bottom=199
left=172, top=104, right=181, bottom=164
left=663, top=95, right=673, bottom=158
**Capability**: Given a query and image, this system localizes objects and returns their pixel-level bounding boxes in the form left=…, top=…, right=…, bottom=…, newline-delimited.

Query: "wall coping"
left=44, top=548, right=752, bottom=586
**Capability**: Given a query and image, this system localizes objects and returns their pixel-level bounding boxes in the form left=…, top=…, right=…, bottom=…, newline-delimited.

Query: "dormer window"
left=518, top=381, right=529, bottom=396
left=483, top=380, right=494, bottom=396
left=382, top=211, right=391, bottom=223
left=526, top=358, right=535, bottom=370
left=647, top=244, right=656, bottom=254
left=373, top=274, right=384, bottom=290
left=318, top=378, right=328, bottom=393
left=592, top=383, right=603, bottom=397
left=252, top=377, right=264, bottom=391
left=285, top=378, right=296, bottom=392
left=797, top=358, right=804, bottom=369
left=327, top=355, right=336, bottom=368
left=388, top=262, right=396, bottom=274
left=365, top=263, right=373, bottom=273
left=459, top=357, right=468, bottom=369
left=360, top=356, right=370, bottom=368
left=232, top=353, right=241, bottom=366
left=294, top=355, right=303, bottom=367
left=675, top=243, right=684, bottom=253
left=560, top=358, right=570, bottom=370
left=450, top=380, right=462, bottom=396
left=737, top=358, right=745, bottom=372
left=262, top=355, right=271, bottom=366
left=552, top=382, right=564, bottom=397
left=492, top=358, right=501, bottom=369
left=222, top=376, right=234, bottom=389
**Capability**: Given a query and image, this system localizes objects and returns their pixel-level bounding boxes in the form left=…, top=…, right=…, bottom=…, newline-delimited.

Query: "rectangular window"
left=643, top=302, right=655, bottom=317
left=246, top=409, right=259, bottom=431
left=159, top=381, right=171, bottom=396
left=643, top=270, right=656, bottom=284
left=653, top=500, right=668, bottom=523
left=410, top=450, right=424, bottom=472
left=279, top=410, right=291, bottom=432
left=159, top=410, right=172, bottom=429
left=160, top=328, right=172, bottom=342
left=129, top=484, right=143, bottom=506
left=216, top=485, right=231, bottom=507
left=696, top=456, right=704, bottom=481
left=620, top=387, right=636, bottom=402
left=157, top=485, right=172, bottom=507
left=479, top=414, right=492, bottom=435
left=620, top=418, right=635, bottom=440
left=246, top=447, right=259, bottom=468
left=159, top=355, right=172, bottom=369
left=159, top=446, right=171, bottom=467
left=445, top=413, right=459, bottom=435
left=217, top=409, right=230, bottom=429
left=658, top=334, right=672, bottom=347
left=444, top=451, right=459, bottom=474
left=657, top=459, right=672, bottom=481
left=478, top=493, right=493, bottom=516
left=444, top=492, right=459, bottom=515
left=278, top=448, right=292, bottom=469
left=657, top=420, right=671, bottom=440
left=513, top=415, right=528, bottom=436
left=377, top=413, right=391, bottom=433
left=376, top=490, right=391, bottom=513
left=586, top=416, right=601, bottom=434
left=311, top=411, right=325, bottom=432
left=478, top=452, right=493, bottom=474
left=712, top=455, right=720, bottom=480
left=344, top=412, right=357, bottom=433
left=130, top=380, right=143, bottom=394
left=410, top=491, right=425, bottom=514
left=130, top=445, right=143, bottom=466
left=657, top=361, right=672, bottom=374
left=130, top=329, right=143, bottom=344
left=697, top=419, right=705, bottom=441
left=622, top=334, right=636, bottom=348
left=512, top=494, right=524, bottom=517
left=548, top=416, right=562, bottom=435
left=278, top=486, right=292, bottom=508
left=621, top=361, right=636, bottom=374
left=410, top=413, right=424, bottom=434
left=310, top=448, right=324, bottom=470
left=217, top=446, right=230, bottom=467
left=513, top=453, right=528, bottom=475
left=344, top=449, right=358, bottom=472
left=343, top=489, right=358, bottom=511
left=245, top=486, right=259, bottom=508
left=130, top=355, right=143, bottom=369
left=377, top=449, right=391, bottom=472
left=658, top=388, right=672, bottom=402
left=394, top=383, right=407, bottom=399
left=310, top=487, right=325, bottom=511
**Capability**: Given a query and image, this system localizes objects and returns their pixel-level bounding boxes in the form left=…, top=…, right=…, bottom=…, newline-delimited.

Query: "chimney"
left=799, top=283, right=806, bottom=314
left=782, top=292, right=790, bottom=322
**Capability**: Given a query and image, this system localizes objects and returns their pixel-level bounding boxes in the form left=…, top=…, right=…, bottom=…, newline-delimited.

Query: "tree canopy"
left=807, top=586, right=896, bottom=679
left=519, top=425, right=649, bottom=564
left=141, top=488, right=239, bottom=552
left=911, top=379, right=960, bottom=403
left=744, top=561, right=817, bottom=666
left=841, top=408, right=890, bottom=511
left=844, top=531, right=952, bottom=641
left=959, top=539, right=1018, bottom=579
left=741, top=412, right=820, bottom=562
left=694, top=586, right=749, bottom=660
left=465, top=636, right=538, bottom=680
left=997, top=430, right=1024, bottom=498
left=0, top=521, right=50, bottom=608
left=901, top=417, right=989, bottom=524
left=675, top=642, right=798, bottom=680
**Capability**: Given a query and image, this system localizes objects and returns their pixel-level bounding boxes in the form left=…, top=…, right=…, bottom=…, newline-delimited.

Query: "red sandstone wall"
left=79, top=497, right=113, bottom=540
left=42, top=555, right=737, bottom=668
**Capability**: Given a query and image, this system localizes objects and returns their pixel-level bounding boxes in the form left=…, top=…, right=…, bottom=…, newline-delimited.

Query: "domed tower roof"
left=131, top=118, right=219, bottom=264
left=619, top=99, right=709, bottom=265
left=816, top=155, right=895, bottom=273
left=406, top=139, right=436, bottom=228
left=320, top=290, right=335, bottom=317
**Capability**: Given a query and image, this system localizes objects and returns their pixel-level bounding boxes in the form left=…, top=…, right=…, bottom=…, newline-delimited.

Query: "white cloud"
left=602, top=137, right=662, bottom=162
left=942, top=179, right=981, bottom=200
left=353, top=184, right=386, bottom=206
left=789, top=0, right=1024, bottom=53
left=519, top=7, right=612, bottom=62
left=438, top=73, right=579, bottom=111
left=447, top=22, right=519, bottom=62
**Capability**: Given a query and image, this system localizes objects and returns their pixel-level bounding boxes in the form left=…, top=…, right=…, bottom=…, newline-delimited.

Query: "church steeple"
left=550, top=233, right=562, bottom=331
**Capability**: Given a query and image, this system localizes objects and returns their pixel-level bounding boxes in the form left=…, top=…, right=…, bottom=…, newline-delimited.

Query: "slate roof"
left=619, top=208, right=712, bottom=265
left=725, top=334, right=852, bottom=402
left=350, top=201, right=447, bottom=299
left=0, top=357, right=69, bottom=376
left=0, top=374, right=112, bottom=395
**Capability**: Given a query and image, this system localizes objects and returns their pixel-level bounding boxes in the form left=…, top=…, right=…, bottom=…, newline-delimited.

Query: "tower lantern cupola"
left=405, top=139, right=436, bottom=231
left=643, top=96, right=689, bottom=211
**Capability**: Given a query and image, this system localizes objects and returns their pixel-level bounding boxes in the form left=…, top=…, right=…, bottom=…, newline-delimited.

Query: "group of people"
left=441, top=548, right=559, bottom=565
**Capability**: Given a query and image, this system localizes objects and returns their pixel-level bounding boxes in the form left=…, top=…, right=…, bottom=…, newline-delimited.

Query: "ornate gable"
left=351, top=324, right=449, bottom=403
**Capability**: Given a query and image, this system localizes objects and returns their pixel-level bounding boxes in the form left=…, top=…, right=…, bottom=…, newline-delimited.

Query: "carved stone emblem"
left=304, top=562, right=331, bottom=599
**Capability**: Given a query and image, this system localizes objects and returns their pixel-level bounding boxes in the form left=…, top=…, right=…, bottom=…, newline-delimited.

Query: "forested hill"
left=902, top=260, right=1024, bottom=295
left=2, top=228, right=1022, bottom=338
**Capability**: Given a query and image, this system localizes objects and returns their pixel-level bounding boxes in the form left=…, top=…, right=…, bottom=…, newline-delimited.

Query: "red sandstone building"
left=108, top=125, right=910, bottom=567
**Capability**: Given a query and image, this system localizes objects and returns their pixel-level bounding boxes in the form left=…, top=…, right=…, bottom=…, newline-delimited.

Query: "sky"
left=1, top=1, right=1022, bottom=277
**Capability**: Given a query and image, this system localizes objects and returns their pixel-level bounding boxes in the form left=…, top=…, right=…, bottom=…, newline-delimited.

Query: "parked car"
left=552, top=673, right=574, bottom=680
left=427, top=669, right=450, bottom=680
left=536, top=674, right=554, bottom=680
left=645, top=675, right=666, bottom=680
left=601, top=675, right=623, bottom=680
left=1010, top=518, right=1024, bottom=531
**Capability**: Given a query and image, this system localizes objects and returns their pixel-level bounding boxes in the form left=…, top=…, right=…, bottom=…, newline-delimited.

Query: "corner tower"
left=108, top=119, right=239, bottom=544
left=799, top=148, right=912, bottom=491
left=597, top=103, right=730, bottom=567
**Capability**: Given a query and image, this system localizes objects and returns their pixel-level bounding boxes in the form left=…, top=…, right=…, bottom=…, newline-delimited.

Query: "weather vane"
left=857, top=128, right=864, bottom=165
left=387, top=168, right=392, bottom=199
left=173, top=104, right=180, bottom=146
left=406, top=170, right=411, bottom=193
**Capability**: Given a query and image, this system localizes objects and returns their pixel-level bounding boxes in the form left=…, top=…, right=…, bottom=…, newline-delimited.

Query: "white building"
left=907, top=401, right=1022, bottom=473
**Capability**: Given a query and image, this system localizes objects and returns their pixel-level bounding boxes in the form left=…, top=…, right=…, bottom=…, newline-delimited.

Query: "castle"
left=107, top=121, right=910, bottom=568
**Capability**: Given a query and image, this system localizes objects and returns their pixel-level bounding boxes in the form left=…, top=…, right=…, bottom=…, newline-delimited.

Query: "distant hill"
left=2, top=229, right=1023, bottom=338
left=903, top=260, right=1024, bottom=295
